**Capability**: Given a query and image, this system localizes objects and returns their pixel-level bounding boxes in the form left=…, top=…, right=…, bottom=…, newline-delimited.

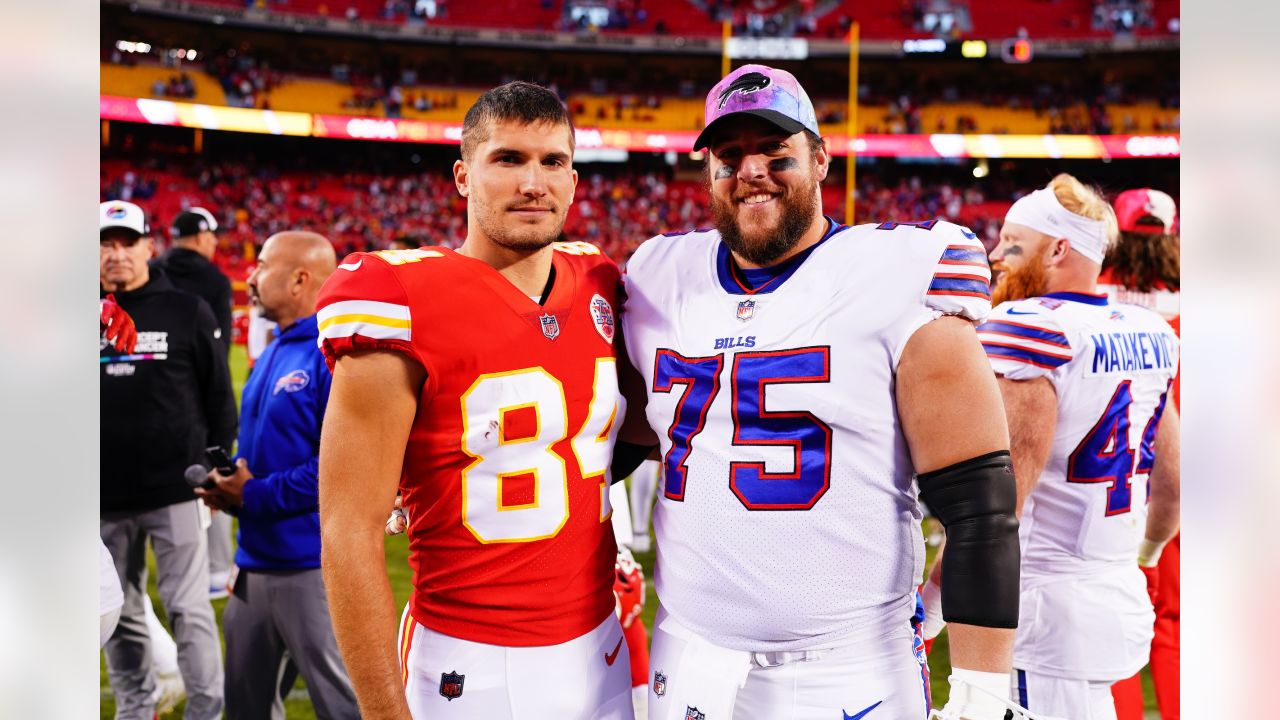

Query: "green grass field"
left=102, top=345, right=1159, bottom=718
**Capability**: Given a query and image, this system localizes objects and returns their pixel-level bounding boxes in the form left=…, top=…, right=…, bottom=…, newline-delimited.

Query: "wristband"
left=946, top=668, right=1011, bottom=719
left=1137, top=538, right=1166, bottom=568
left=921, top=578, right=946, bottom=640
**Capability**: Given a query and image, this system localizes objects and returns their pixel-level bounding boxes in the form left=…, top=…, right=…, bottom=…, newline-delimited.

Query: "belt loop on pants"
left=749, top=649, right=826, bottom=668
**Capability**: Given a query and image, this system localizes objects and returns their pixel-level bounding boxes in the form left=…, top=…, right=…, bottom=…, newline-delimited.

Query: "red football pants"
left=1112, top=534, right=1180, bottom=719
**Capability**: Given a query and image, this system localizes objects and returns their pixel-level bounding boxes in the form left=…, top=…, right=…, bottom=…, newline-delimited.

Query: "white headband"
left=1004, top=187, right=1108, bottom=264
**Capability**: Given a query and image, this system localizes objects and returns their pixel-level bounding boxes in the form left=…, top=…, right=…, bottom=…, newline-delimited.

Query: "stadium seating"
left=100, top=63, right=229, bottom=106
left=162, top=0, right=1176, bottom=39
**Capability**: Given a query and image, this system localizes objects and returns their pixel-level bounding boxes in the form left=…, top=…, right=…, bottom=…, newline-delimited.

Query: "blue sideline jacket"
left=234, top=314, right=332, bottom=570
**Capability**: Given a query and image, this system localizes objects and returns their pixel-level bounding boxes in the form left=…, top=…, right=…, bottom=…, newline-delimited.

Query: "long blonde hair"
left=1050, top=173, right=1119, bottom=253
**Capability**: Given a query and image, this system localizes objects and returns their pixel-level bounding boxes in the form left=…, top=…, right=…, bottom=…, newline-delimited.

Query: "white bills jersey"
left=622, top=218, right=990, bottom=652
left=978, top=293, right=1178, bottom=679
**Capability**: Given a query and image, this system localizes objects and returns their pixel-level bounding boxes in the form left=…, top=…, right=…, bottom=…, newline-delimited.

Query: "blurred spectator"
left=100, top=200, right=236, bottom=720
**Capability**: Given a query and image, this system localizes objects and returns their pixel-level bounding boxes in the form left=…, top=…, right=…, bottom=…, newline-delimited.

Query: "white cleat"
left=153, top=670, right=186, bottom=716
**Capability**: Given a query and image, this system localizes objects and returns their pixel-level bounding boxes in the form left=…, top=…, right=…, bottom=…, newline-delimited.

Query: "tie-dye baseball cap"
left=694, top=64, right=820, bottom=151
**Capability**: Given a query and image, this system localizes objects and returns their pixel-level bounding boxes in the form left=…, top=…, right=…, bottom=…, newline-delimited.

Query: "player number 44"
left=1067, top=379, right=1170, bottom=516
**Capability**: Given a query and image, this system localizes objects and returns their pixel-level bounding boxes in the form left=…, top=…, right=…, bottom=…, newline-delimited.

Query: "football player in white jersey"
left=620, top=64, right=1032, bottom=720
left=972, top=175, right=1180, bottom=720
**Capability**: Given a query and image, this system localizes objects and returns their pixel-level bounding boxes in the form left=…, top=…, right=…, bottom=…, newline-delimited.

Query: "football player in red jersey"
left=317, top=82, right=636, bottom=719
left=1101, top=188, right=1181, bottom=720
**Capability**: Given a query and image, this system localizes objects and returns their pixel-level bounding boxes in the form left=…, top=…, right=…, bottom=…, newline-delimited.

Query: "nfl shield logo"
left=736, top=299, right=755, bottom=322
left=439, top=671, right=464, bottom=701
left=589, top=294, right=615, bottom=344
left=653, top=671, right=667, bottom=697
left=539, top=313, right=560, bottom=340
left=685, top=707, right=706, bottom=720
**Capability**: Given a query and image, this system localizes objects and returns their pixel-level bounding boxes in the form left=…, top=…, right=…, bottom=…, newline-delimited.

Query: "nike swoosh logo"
left=843, top=700, right=882, bottom=720
left=338, top=259, right=363, bottom=272
left=1006, top=309, right=1037, bottom=315
left=604, top=637, right=623, bottom=666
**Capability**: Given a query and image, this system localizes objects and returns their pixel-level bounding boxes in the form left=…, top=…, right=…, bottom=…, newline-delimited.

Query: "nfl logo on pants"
left=439, top=671, right=464, bottom=701
left=685, top=707, right=705, bottom=720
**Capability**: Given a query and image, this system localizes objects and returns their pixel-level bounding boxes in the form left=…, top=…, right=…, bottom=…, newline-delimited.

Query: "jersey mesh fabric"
left=317, top=244, right=622, bottom=646
left=623, top=220, right=990, bottom=652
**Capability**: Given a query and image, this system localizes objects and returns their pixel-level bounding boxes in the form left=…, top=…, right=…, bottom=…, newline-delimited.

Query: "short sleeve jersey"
left=316, top=243, right=624, bottom=647
left=978, top=294, right=1179, bottom=575
left=621, top=218, right=991, bottom=651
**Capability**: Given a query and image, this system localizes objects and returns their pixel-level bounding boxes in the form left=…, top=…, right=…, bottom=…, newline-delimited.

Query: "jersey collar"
left=1043, top=291, right=1110, bottom=306
left=714, top=216, right=846, bottom=296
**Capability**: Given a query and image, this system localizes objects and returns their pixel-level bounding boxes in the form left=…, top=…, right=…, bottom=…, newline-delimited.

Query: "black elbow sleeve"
left=611, top=441, right=658, bottom=485
left=917, top=450, right=1021, bottom=629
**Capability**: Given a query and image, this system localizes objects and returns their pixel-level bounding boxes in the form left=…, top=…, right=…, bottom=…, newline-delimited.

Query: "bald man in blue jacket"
left=197, top=231, right=358, bottom=719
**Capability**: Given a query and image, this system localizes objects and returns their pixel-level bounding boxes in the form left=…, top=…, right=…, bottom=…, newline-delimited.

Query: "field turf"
left=102, top=345, right=1158, bottom=718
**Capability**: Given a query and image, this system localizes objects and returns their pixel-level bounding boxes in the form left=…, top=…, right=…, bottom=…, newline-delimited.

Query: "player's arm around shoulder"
left=897, top=316, right=1019, bottom=689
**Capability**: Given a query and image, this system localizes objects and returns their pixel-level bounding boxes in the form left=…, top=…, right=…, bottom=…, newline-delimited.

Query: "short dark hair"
left=460, top=81, right=575, bottom=161
left=802, top=129, right=825, bottom=160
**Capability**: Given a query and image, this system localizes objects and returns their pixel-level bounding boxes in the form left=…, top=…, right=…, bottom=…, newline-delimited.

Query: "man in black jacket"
left=156, top=207, right=237, bottom=596
left=100, top=200, right=237, bottom=720
left=157, top=208, right=233, bottom=356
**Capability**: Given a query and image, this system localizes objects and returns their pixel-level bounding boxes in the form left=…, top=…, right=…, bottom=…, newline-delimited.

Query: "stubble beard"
left=476, top=204, right=565, bottom=253
left=712, top=179, right=819, bottom=267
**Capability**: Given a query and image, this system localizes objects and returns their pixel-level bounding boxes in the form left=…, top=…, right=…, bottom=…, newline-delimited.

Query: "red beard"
left=991, top=245, right=1050, bottom=306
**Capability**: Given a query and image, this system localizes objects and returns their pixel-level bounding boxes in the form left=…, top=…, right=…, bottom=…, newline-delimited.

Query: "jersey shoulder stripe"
left=976, top=319, right=1070, bottom=349
left=908, top=221, right=991, bottom=321
left=981, top=341, right=1073, bottom=369
left=314, top=252, right=419, bottom=367
left=317, top=299, right=412, bottom=343
left=980, top=300, right=1075, bottom=376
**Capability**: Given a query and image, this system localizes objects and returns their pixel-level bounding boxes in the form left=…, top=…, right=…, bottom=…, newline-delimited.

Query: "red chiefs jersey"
left=316, top=242, right=624, bottom=646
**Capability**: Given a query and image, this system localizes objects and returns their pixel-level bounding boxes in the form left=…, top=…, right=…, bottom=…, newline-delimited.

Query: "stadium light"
left=972, top=159, right=990, bottom=178
left=902, top=38, right=947, bottom=54
left=961, top=40, right=988, bottom=59
left=115, top=41, right=152, bottom=54
left=1001, top=38, right=1033, bottom=64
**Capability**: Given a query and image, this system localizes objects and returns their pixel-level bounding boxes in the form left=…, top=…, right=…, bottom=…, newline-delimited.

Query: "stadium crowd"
left=100, top=157, right=1041, bottom=271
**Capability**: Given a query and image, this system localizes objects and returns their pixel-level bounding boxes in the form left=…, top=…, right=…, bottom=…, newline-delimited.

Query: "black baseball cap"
left=170, top=208, right=219, bottom=239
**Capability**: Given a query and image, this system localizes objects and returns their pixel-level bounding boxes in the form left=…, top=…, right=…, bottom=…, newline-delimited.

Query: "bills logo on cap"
left=439, top=671, right=464, bottom=701
left=589, top=294, right=615, bottom=344
left=653, top=671, right=667, bottom=697
left=272, top=369, right=310, bottom=395
left=717, top=71, right=771, bottom=109
left=736, top=299, right=756, bottom=322
left=540, top=313, right=560, bottom=341
left=106, top=205, right=129, bottom=219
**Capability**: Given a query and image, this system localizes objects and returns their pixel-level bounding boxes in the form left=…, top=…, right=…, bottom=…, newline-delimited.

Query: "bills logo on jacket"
left=590, top=294, right=615, bottom=344
left=273, top=369, right=310, bottom=395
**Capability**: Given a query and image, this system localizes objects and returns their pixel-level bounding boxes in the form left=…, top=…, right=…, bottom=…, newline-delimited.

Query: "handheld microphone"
left=184, top=461, right=241, bottom=517
left=184, top=464, right=216, bottom=490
